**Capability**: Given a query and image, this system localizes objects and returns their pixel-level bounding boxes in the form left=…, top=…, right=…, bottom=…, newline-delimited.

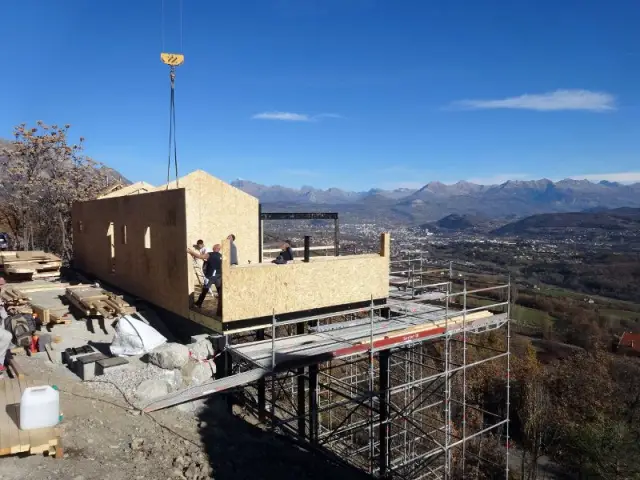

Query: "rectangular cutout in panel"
left=121, top=225, right=127, bottom=245
left=144, top=226, right=151, bottom=249
left=108, top=222, right=116, bottom=273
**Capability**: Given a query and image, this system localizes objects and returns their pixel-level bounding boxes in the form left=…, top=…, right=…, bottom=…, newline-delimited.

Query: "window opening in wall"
left=107, top=222, right=116, bottom=273
left=144, top=226, right=151, bottom=249
left=78, top=221, right=84, bottom=232
left=122, top=225, right=127, bottom=245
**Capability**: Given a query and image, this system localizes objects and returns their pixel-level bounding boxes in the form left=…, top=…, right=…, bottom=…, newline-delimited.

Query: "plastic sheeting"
left=110, top=314, right=167, bottom=356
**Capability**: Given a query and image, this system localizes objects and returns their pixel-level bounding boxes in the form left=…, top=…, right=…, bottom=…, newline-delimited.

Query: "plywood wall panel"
left=72, top=189, right=190, bottom=317
left=220, top=233, right=391, bottom=322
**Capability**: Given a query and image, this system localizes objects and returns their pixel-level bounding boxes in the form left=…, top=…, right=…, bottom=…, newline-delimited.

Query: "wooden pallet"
left=0, top=251, right=62, bottom=280
left=0, top=377, right=62, bottom=458
left=65, top=286, right=136, bottom=319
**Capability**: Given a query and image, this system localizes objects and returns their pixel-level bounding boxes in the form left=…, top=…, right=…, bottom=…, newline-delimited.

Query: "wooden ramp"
left=0, top=378, right=62, bottom=458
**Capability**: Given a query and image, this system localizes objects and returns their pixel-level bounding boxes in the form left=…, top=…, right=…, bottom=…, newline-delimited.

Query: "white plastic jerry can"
left=19, top=385, right=61, bottom=430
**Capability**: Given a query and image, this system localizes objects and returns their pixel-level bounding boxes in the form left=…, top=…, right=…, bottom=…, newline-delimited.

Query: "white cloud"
left=465, top=173, right=531, bottom=185
left=569, top=171, right=640, bottom=184
left=451, top=89, right=616, bottom=112
left=252, top=112, right=311, bottom=122
left=252, top=111, right=342, bottom=122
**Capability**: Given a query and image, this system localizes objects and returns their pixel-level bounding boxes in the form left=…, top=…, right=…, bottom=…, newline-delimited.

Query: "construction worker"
left=272, top=241, right=294, bottom=264
left=227, top=234, right=238, bottom=265
left=188, top=244, right=222, bottom=316
left=0, top=278, right=12, bottom=378
left=195, top=239, right=208, bottom=255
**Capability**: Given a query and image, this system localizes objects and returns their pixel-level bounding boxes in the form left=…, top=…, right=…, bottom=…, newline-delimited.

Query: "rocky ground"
left=0, top=348, right=368, bottom=480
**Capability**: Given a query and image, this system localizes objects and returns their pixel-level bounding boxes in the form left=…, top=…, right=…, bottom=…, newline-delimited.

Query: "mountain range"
left=232, top=178, right=640, bottom=224
left=492, top=207, right=640, bottom=237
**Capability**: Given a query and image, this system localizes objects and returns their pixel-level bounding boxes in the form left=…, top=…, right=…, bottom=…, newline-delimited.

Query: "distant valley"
left=232, top=178, right=640, bottom=224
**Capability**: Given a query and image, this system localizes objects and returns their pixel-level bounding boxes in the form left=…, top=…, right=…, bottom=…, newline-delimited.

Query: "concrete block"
left=96, top=356, right=129, bottom=376
left=75, top=352, right=108, bottom=381
left=62, top=345, right=95, bottom=365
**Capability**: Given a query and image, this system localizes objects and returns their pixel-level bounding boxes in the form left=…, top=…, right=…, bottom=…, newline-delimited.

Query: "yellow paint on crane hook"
left=161, top=53, right=184, bottom=67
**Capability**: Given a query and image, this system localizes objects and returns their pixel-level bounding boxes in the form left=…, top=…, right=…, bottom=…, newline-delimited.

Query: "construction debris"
left=0, top=251, right=62, bottom=280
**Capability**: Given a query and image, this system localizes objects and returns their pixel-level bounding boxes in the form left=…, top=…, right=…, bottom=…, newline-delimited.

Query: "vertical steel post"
left=505, top=277, right=512, bottom=479
left=444, top=282, right=452, bottom=477
left=462, top=280, right=468, bottom=473
left=256, top=329, right=266, bottom=422
left=297, top=322, right=306, bottom=438
left=334, top=217, right=340, bottom=256
left=304, top=235, right=310, bottom=263
left=309, top=363, right=319, bottom=444
left=258, top=203, right=263, bottom=263
left=379, top=349, right=391, bottom=478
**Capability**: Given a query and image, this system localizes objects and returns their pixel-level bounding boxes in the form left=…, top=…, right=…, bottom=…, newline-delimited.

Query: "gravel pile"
left=86, top=362, right=178, bottom=404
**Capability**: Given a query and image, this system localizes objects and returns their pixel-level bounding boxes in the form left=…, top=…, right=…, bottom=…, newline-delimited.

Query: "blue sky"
left=1, top=0, right=639, bottom=191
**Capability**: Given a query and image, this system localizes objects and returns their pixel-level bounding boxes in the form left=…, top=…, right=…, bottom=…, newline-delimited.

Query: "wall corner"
left=379, top=232, right=391, bottom=258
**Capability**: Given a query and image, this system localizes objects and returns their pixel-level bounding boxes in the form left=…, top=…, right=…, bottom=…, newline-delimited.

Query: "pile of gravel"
left=86, top=362, right=179, bottom=404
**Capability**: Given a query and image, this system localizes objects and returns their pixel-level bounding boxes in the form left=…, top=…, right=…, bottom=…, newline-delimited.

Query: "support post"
left=379, top=349, right=391, bottom=478
left=308, top=363, right=319, bottom=444
left=297, top=322, right=306, bottom=438
left=256, top=329, right=266, bottom=422
left=303, top=235, right=310, bottom=263
left=334, top=217, right=340, bottom=256
left=258, top=203, right=263, bottom=263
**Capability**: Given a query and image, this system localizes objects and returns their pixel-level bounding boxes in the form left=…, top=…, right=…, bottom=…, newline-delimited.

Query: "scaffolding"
left=142, top=254, right=512, bottom=479
left=226, top=258, right=512, bottom=480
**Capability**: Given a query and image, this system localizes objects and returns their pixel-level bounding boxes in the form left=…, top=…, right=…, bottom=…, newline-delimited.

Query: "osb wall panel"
left=166, top=170, right=259, bottom=294
left=72, top=189, right=190, bottom=318
left=220, top=233, right=391, bottom=322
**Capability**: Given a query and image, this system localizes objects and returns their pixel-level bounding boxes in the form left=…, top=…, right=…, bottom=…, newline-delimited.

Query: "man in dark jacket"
left=272, top=241, right=294, bottom=264
left=188, top=244, right=223, bottom=316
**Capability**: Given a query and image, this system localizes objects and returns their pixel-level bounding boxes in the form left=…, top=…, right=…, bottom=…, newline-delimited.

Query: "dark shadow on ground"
left=197, top=395, right=371, bottom=480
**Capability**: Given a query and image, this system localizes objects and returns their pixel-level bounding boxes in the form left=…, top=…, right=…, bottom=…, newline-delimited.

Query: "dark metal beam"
left=260, top=212, right=339, bottom=220
left=258, top=203, right=263, bottom=263
left=334, top=218, right=340, bottom=256
left=303, top=236, right=310, bottom=263
left=256, top=329, right=266, bottom=421
left=297, top=322, right=306, bottom=437
left=309, top=363, right=319, bottom=444
left=379, top=349, right=391, bottom=478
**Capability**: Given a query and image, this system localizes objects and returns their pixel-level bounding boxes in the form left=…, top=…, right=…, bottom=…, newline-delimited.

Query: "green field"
left=464, top=296, right=554, bottom=328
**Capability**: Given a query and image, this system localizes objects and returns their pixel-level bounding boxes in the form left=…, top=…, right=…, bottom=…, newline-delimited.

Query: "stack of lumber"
left=0, top=281, right=75, bottom=325
left=0, top=377, right=62, bottom=458
left=65, top=285, right=136, bottom=319
left=0, top=251, right=62, bottom=280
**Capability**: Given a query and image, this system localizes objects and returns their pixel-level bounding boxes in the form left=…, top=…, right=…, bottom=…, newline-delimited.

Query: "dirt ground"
left=0, top=357, right=368, bottom=480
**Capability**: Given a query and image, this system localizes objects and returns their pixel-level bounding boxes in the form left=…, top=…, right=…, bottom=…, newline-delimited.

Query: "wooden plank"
left=8, top=359, right=24, bottom=380
left=7, top=378, right=29, bottom=452
left=2, top=379, right=20, bottom=454
left=0, top=380, right=12, bottom=456
left=32, top=304, right=50, bottom=324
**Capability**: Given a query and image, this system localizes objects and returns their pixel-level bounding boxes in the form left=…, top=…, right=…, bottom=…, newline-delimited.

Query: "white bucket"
left=19, top=385, right=60, bottom=430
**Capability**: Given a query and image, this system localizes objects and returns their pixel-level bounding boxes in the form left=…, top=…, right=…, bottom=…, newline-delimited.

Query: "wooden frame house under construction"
left=72, top=170, right=391, bottom=333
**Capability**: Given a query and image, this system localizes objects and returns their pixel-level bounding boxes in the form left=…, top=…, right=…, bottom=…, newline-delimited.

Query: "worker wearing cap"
left=0, top=277, right=12, bottom=377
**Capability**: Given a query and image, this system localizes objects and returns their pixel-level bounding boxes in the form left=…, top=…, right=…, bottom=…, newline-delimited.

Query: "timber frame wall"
left=72, top=188, right=191, bottom=317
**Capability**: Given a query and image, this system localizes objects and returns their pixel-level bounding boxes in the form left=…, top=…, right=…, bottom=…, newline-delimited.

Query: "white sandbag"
left=110, top=314, right=167, bottom=356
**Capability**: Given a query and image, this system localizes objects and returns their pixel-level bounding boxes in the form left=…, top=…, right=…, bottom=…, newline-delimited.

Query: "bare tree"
left=0, top=122, right=110, bottom=260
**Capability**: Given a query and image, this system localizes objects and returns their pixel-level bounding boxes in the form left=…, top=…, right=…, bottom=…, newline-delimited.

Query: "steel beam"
left=379, top=349, right=391, bottom=478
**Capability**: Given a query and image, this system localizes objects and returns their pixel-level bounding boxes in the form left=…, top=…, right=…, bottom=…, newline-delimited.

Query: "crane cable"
left=166, top=67, right=178, bottom=189
left=161, top=0, right=184, bottom=190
